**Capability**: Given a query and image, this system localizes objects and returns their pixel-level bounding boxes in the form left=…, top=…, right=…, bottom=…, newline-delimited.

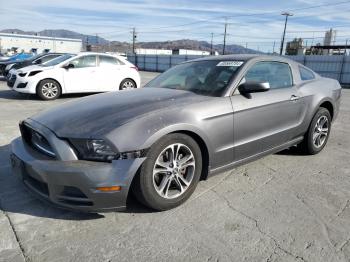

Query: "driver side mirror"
left=63, top=63, right=74, bottom=70
left=238, top=81, right=270, bottom=94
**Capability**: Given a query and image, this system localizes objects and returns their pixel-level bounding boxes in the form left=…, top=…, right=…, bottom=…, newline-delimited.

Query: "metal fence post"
left=144, top=55, right=146, bottom=70
left=156, top=55, right=158, bottom=72
left=339, top=54, right=346, bottom=85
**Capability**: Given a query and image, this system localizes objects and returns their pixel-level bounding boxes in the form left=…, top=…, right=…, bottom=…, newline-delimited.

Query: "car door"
left=230, top=60, right=304, bottom=161
left=95, top=55, right=124, bottom=91
left=63, top=55, right=98, bottom=93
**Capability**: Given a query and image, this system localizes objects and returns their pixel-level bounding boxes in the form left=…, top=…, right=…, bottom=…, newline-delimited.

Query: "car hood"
left=17, top=64, right=54, bottom=74
left=29, top=88, right=210, bottom=138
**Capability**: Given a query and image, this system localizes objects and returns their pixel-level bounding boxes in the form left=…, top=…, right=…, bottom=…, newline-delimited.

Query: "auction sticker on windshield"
left=217, top=61, right=244, bottom=67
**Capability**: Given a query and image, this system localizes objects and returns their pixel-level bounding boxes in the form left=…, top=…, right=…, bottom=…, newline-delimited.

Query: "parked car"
left=0, top=53, right=33, bottom=75
left=4, top=53, right=65, bottom=78
left=7, top=52, right=140, bottom=100
left=10, top=55, right=341, bottom=212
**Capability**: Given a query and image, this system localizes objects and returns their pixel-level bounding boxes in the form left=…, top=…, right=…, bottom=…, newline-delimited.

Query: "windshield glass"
left=41, top=54, right=74, bottom=66
left=145, top=60, right=244, bottom=96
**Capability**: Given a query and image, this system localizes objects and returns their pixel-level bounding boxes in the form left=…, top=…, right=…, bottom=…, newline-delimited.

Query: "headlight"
left=28, top=70, right=42, bottom=77
left=6, top=64, right=15, bottom=70
left=18, top=72, right=26, bottom=77
left=69, top=139, right=147, bottom=162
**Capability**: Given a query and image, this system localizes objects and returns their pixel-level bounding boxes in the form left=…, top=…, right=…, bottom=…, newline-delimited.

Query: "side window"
left=299, top=66, right=315, bottom=81
left=40, top=55, right=60, bottom=63
left=70, top=55, right=97, bottom=68
left=244, top=61, right=293, bottom=89
left=99, top=56, right=124, bottom=66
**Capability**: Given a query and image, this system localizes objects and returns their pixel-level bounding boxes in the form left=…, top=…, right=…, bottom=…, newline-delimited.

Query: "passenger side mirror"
left=63, top=63, right=74, bottom=70
left=238, top=81, right=270, bottom=94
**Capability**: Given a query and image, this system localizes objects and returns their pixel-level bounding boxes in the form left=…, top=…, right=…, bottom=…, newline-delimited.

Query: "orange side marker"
left=96, top=186, right=121, bottom=192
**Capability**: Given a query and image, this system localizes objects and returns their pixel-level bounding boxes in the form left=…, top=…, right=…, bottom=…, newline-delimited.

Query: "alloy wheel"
left=152, top=143, right=195, bottom=199
left=42, top=82, right=58, bottom=99
left=121, top=80, right=135, bottom=90
left=313, top=115, right=329, bottom=148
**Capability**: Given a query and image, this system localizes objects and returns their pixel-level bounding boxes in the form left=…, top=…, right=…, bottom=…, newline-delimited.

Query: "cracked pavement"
left=0, top=72, right=350, bottom=262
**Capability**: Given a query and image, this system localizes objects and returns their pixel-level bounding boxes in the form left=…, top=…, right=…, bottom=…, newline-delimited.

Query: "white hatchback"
left=7, top=52, right=141, bottom=100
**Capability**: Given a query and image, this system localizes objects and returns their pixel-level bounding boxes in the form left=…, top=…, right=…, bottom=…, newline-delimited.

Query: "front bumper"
left=10, top=137, right=145, bottom=213
left=7, top=74, right=36, bottom=94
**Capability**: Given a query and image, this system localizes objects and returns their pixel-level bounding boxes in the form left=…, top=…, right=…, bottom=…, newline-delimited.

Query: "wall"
left=0, top=33, right=82, bottom=53
left=127, top=54, right=350, bottom=85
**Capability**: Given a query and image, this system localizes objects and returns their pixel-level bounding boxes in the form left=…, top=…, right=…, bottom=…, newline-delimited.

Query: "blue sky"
left=1, top=0, right=350, bottom=52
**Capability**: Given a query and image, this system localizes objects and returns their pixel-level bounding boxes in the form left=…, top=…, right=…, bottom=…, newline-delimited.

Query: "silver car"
left=10, top=55, right=341, bottom=212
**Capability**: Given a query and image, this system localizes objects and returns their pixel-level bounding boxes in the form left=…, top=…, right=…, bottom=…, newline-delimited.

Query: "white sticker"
left=217, top=61, right=244, bottom=67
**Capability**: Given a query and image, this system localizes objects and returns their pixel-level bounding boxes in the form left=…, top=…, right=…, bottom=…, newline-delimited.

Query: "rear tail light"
left=130, top=66, right=138, bottom=71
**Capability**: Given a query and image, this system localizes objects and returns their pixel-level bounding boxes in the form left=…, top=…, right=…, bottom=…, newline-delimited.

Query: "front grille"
left=20, top=122, right=56, bottom=158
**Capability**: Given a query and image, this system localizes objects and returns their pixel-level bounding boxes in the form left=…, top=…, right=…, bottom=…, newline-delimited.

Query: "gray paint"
left=10, top=54, right=342, bottom=211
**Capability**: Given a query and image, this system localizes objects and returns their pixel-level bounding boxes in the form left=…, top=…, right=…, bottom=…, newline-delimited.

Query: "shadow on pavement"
left=0, top=89, right=97, bottom=101
left=275, top=145, right=307, bottom=156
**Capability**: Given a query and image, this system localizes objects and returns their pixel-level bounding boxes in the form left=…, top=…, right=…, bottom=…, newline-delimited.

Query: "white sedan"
left=7, top=52, right=141, bottom=100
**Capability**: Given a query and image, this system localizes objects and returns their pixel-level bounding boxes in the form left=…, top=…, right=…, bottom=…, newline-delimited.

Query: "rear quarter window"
left=299, top=66, right=315, bottom=81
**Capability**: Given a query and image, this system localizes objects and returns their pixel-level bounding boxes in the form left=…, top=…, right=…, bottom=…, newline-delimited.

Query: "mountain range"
left=0, top=29, right=262, bottom=54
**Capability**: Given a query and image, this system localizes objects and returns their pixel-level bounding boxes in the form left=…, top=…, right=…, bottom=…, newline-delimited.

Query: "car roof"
left=190, top=54, right=299, bottom=65
left=77, top=52, right=118, bottom=56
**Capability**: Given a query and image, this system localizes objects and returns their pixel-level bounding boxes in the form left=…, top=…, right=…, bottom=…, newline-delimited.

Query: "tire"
left=119, top=78, right=136, bottom=90
left=300, top=107, right=331, bottom=155
left=133, top=133, right=202, bottom=211
left=37, top=79, right=61, bottom=100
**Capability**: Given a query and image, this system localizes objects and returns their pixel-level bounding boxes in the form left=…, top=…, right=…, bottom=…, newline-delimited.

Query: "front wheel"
left=300, top=107, right=331, bottom=155
left=133, top=133, right=202, bottom=211
left=119, top=79, right=136, bottom=90
left=37, top=79, right=61, bottom=100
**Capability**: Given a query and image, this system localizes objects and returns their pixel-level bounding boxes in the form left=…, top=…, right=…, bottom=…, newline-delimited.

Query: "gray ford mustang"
left=10, top=55, right=341, bottom=212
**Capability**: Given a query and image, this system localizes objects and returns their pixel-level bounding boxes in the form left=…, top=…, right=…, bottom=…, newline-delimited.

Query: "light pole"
left=280, top=12, right=293, bottom=55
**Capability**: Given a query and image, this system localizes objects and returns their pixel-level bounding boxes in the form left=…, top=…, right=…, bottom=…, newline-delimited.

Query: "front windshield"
left=41, top=54, right=74, bottom=66
left=145, top=60, right=244, bottom=96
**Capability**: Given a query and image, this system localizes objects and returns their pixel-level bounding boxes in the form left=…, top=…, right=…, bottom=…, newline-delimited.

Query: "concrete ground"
left=0, top=72, right=350, bottom=262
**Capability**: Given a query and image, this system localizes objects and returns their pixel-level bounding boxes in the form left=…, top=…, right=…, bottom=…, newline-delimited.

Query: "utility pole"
left=86, top=36, right=89, bottom=51
left=222, top=18, right=228, bottom=55
left=132, top=27, right=137, bottom=54
left=273, top=41, right=276, bottom=54
left=210, top=33, right=214, bottom=55
left=280, top=12, right=293, bottom=55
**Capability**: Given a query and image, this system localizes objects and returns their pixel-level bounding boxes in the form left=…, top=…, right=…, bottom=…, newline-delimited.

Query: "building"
left=172, top=49, right=210, bottom=55
left=0, top=33, right=82, bottom=54
left=286, top=38, right=305, bottom=55
left=324, top=29, right=337, bottom=46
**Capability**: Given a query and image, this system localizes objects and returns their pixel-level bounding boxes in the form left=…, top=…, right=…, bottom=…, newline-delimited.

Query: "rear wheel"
left=37, top=79, right=61, bottom=100
left=133, top=133, right=202, bottom=211
left=119, top=78, right=136, bottom=90
left=300, top=107, right=331, bottom=155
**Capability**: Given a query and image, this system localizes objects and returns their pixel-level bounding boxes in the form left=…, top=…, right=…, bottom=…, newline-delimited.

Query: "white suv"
left=7, top=52, right=141, bottom=100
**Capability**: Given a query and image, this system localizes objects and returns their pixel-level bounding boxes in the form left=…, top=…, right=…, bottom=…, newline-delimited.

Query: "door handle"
left=290, top=95, right=300, bottom=101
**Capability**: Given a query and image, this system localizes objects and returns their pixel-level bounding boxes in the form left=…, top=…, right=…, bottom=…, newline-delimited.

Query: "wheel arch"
left=319, top=100, right=334, bottom=120
left=168, top=130, right=210, bottom=181
left=36, top=78, right=63, bottom=93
